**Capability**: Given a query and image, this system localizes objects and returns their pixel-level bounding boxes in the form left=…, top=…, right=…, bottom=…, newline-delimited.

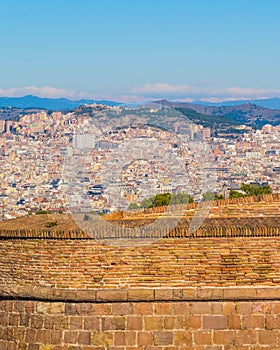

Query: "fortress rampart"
left=1, top=194, right=280, bottom=349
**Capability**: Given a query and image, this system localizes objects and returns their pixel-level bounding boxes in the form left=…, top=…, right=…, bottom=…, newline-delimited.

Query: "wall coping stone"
left=1, top=285, right=280, bottom=302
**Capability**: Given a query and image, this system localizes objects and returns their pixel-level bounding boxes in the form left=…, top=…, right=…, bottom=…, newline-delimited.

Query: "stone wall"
left=1, top=237, right=280, bottom=348
left=1, top=287, right=280, bottom=349
left=1, top=193, right=280, bottom=349
left=1, top=237, right=280, bottom=290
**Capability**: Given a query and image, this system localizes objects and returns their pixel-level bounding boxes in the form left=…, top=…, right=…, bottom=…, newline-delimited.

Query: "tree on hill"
left=170, top=192, right=194, bottom=204
left=240, top=183, right=272, bottom=196
left=229, top=183, right=272, bottom=198
left=128, top=202, right=140, bottom=210
left=229, top=190, right=245, bottom=199
left=202, top=191, right=225, bottom=201
left=140, top=197, right=154, bottom=209
left=130, top=192, right=194, bottom=210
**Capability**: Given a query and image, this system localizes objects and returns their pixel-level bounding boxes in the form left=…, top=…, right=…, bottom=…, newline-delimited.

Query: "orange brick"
left=134, top=303, right=153, bottom=315
left=102, top=317, right=125, bottom=331
left=112, top=303, right=133, bottom=315
left=69, top=316, right=83, bottom=330
left=173, top=302, right=189, bottom=315
left=273, top=302, right=280, bottom=314
left=78, top=331, right=91, bottom=345
left=96, top=289, right=127, bottom=302
left=213, top=330, right=234, bottom=345
left=154, top=331, right=173, bottom=345
left=114, top=332, right=136, bottom=346
left=128, top=289, right=154, bottom=301
left=144, top=316, right=163, bottom=330
left=258, top=330, right=277, bottom=345
left=203, top=315, right=227, bottom=329
left=91, top=332, right=113, bottom=346
left=155, top=289, right=173, bottom=300
left=266, top=315, right=280, bottom=329
left=138, top=331, right=153, bottom=346
left=251, top=301, right=273, bottom=314
left=127, top=316, right=142, bottom=330
left=186, top=316, right=201, bottom=329
left=164, top=316, right=185, bottom=330
left=114, top=332, right=126, bottom=346
left=243, top=315, right=264, bottom=329
left=125, top=331, right=136, bottom=346
left=222, top=302, right=235, bottom=315
left=84, top=316, right=100, bottom=331
left=235, top=330, right=257, bottom=345
left=92, top=304, right=112, bottom=316
left=211, top=302, right=222, bottom=314
left=50, top=330, right=62, bottom=345
left=64, top=331, right=78, bottom=344
left=173, top=331, right=192, bottom=345
left=193, top=331, right=211, bottom=345
left=236, top=302, right=251, bottom=315
left=228, top=315, right=241, bottom=329
left=155, top=302, right=172, bottom=315
left=191, top=302, right=211, bottom=314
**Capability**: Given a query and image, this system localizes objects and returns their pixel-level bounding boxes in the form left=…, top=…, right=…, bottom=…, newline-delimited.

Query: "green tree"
left=141, top=197, right=154, bottom=208
left=202, top=192, right=225, bottom=201
left=229, top=190, right=245, bottom=198
left=240, top=183, right=272, bottom=196
left=153, top=193, right=171, bottom=207
left=202, top=191, right=215, bottom=201
left=170, top=192, right=194, bottom=204
left=214, top=194, right=225, bottom=200
left=128, top=202, right=140, bottom=210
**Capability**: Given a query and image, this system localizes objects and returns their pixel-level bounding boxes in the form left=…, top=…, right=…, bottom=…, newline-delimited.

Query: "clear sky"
left=1, top=0, right=280, bottom=102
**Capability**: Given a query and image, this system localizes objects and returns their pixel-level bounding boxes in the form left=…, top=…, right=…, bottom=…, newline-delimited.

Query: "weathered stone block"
left=155, top=302, right=172, bottom=315
left=128, top=289, right=154, bottom=301
left=213, top=330, right=234, bottom=345
left=96, top=289, right=127, bottom=302
left=102, top=316, right=125, bottom=330
left=78, top=331, right=91, bottom=345
left=91, top=332, right=113, bottom=346
left=235, top=330, right=257, bottom=345
left=154, top=331, right=173, bottom=345
left=258, top=330, right=278, bottom=345
left=173, top=302, right=189, bottom=315
left=164, top=316, right=185, bottom=330
left=63, top=331, right=78, bottom=344
left=133, top=302, right=153, bottom=315
left=191, top=302, right=211, bottom=314
left=193, top=330, right=212, bottom=345
left=144, top=316, right=163, bottom=330
left=173, top=331, right=192, bottom=345
left=138, top=331, right=153, bottom=346
left=84, top=316, right=100, bottom=331
left=127, top=316, right=142, bottom=330
left=203, top=315, right=228, bottom=329
left=112, top=302, right=133, bottom=315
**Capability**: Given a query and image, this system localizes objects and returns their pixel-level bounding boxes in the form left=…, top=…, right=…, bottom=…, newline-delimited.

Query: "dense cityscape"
left=0, top=103, right=279, bottom=220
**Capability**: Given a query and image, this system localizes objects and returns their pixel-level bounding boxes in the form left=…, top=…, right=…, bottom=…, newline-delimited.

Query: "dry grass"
left=0, top=213, right=80, bottom=231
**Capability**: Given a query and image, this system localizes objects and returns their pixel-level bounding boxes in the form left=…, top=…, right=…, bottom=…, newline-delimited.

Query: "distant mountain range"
left=0, top=95, right=120, bottom=110
left=2, top=95, right=280, bottom=111
left=156, top=100, right=280, bottom=128
left=193, top=97, right=280, bottom=110
left=1, top=95, right=280, bottom=129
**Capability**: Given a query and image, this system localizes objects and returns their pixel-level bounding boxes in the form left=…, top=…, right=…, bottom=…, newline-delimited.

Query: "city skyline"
left=1, top=0, right=280, bottom=102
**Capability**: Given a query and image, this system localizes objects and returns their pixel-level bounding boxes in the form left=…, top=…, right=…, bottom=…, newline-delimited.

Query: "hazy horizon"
left=1, top=0, right=280, bottom=102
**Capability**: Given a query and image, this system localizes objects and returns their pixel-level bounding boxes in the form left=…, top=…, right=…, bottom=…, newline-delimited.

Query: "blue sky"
left=1, top=0, right=280, bottom=101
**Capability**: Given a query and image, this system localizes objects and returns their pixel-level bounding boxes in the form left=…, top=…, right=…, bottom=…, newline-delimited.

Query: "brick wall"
left=1, top=237, right=280, bottom=289
left=1, top=193, right=280, bottom=349
left=1, top=288, right=280, bottom=349
left=1, top=238, right=280, bottom=348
